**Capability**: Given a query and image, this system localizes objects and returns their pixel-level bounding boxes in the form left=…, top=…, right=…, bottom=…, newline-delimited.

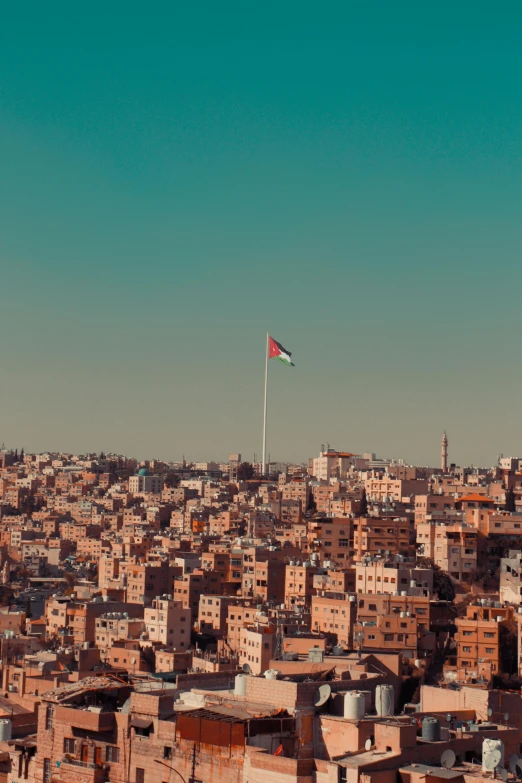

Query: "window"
left=484, top=632, right=494, bottom=638
left=44, top=760, right=51, bottom=783
left=136, top=768, right=145, bottom=783
left=64, top=739, right=76, bottom=755
left=485, top=647, right=495, bottom=654
left=45, top=706, right=54, bottom=731
left=106, top=747, right=120, bottom=763
left=463, top=646, right=471, bottom=652
left=163, top=747, right=172, bottom=760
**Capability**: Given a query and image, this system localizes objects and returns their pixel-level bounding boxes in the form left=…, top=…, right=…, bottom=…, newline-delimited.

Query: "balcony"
left=56, top=707, right=115, bottom=732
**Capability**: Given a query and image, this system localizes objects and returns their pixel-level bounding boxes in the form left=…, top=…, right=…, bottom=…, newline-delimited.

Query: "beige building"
left=238, top=626, right=277, bottom=675
left=128, top=470, right=162, bottom=494
left=311, top=449, right=357, bottom=481
left=355, top=560, right=433, bottom=596
left=417, top=521, right=477, bottom=581
left=144, top=596, right=191, bottom=649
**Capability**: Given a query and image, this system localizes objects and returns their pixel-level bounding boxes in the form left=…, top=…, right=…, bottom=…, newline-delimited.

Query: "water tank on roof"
left=375, top=684, right=394, bottom=716
left=234, top=674, right=248, bottom=696
left=264, top=669, right=280, bottom=680
left=344, top=692, right=366, bottom=720
left=400, top=591, right=408, bottom=597
left=332, top=645, right=346, bottom=656
left=422, top=717, right=441, bottom=742
left=0, top=720, right=12, bottom=742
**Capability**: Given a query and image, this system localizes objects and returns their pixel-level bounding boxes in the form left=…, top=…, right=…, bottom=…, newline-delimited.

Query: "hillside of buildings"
left=0, top=442, right=521, bottom=783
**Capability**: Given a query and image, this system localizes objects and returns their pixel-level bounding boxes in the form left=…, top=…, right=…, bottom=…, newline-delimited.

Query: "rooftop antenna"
left=313, top=684, right=331, bottom=708
left=441, top=750, right=456, bottom=770
left=483, top=750, right=502, bottom=772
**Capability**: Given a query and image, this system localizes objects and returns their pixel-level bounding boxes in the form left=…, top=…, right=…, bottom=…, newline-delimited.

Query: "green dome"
left=138, top=467, right=149, bottom=476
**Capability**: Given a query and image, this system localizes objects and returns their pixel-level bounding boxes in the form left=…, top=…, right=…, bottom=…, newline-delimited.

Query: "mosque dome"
left=138, top=467, right=149, bottom=476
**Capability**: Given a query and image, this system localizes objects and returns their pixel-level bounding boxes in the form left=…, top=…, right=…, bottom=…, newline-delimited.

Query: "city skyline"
left=1, top=3, right=521, bottom=464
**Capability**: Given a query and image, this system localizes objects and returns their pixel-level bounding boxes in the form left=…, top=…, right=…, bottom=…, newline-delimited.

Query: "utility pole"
left=190, top=742, right=197, bottom=783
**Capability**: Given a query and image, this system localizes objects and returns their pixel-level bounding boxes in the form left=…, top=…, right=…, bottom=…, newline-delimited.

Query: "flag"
left=269, top=336, right=294, bottom=366
left=274, top=744, right=283, bottom=756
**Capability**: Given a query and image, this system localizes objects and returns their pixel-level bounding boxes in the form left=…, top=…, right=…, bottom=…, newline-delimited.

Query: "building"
left=143, top=596, right=191, bottom=648
left=128, top=468, right=162, bottom=494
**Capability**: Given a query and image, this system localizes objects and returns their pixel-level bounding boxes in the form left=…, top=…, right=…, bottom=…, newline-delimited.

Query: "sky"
left=0, top=2, right=521, bottom=467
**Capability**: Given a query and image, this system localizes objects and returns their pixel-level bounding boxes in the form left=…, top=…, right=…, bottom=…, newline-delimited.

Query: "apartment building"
left=311, top=592, right=357, bottom=647
left=416, top=521, right=477, bottom=581
left=354, top=516, right=412, bottom=560
left=354, top=559, right=433, bottom=596
left=143, top=596, right=191, bottom=648
left=284, top=562, right=319, bottom=609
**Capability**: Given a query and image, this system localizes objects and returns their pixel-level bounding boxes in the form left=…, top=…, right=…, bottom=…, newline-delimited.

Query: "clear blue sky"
left=1, top=2, right=521, bottom=466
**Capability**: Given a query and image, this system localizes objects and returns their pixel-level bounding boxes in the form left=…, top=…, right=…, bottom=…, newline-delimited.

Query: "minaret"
left=441, top=431, right=448, bottom=473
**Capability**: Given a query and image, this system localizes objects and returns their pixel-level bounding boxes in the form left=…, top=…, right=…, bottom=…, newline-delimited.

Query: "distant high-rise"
left=441, top=431, right=448, bottom=473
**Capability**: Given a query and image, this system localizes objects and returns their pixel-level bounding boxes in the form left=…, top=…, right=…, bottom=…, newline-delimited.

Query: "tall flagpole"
left=262, top=332, right=269, bottom=476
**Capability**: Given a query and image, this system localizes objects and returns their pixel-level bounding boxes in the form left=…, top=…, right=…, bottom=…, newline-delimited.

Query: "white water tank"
left=359, top=690, right=372, bottom=713
left=234, top=674, right=248, bottom=696
left=482, top=739, right=504, bottom=771
left=0, top=720, right=12, bottom=742
left=344, top=692, right=366, bottom=720
left=264, top=669, right=280, bottom=680
left=375, top=684, right=394, bottom=716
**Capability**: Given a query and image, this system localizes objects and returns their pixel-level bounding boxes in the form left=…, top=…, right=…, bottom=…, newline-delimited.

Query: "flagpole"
left=262, top=332, right=269, bottom=476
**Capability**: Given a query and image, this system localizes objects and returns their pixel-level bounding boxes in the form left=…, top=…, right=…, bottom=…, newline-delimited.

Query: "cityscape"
left=0, top=443, right=520, bottom=782
left=2, top=2, right=521, bottom=783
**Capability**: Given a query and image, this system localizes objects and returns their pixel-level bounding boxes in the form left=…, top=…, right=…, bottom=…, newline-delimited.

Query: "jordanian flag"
left=269, top=336, right=294, bottom=366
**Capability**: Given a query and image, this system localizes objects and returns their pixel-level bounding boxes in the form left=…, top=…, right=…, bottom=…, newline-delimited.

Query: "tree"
left=433, top=569, right=456, bottom=601
left=20, top=448, right=24, bottom=462
left=499, top=618, right=518, bottom=676
left=360, top=488, right=368, bottom=516
left=237, top=462, right=254, bottom=481
left=505, top=488, right=516, bottom=512
left=307, top=492, right=317, bottom=513
left=417, top=556, right=455, bottom=602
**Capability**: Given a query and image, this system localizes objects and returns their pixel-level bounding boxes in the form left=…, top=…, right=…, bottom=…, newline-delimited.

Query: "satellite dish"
left=510, top=756, right=519, bottom=775
left=446, top=713, right=452, bottom=723
left=441, top=750, right=456, bottom=770
left=504, top=712, right=509, bottom=722
left=484, top=750, right=502, bottom=771
left=497, top=769, right=508, bottom=782
left=365, top=739, right=372, bottom=751
left=515, top=761, right=522, bottom=780
left=314, top=683, right=331, bottom=707
left=242, top=663, right=252, bottom=674
left=488, top=708, right=493, bottom=717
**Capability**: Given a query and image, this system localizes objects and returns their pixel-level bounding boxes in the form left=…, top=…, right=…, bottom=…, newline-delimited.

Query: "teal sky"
left=1, top=2, right=521, bottom=467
